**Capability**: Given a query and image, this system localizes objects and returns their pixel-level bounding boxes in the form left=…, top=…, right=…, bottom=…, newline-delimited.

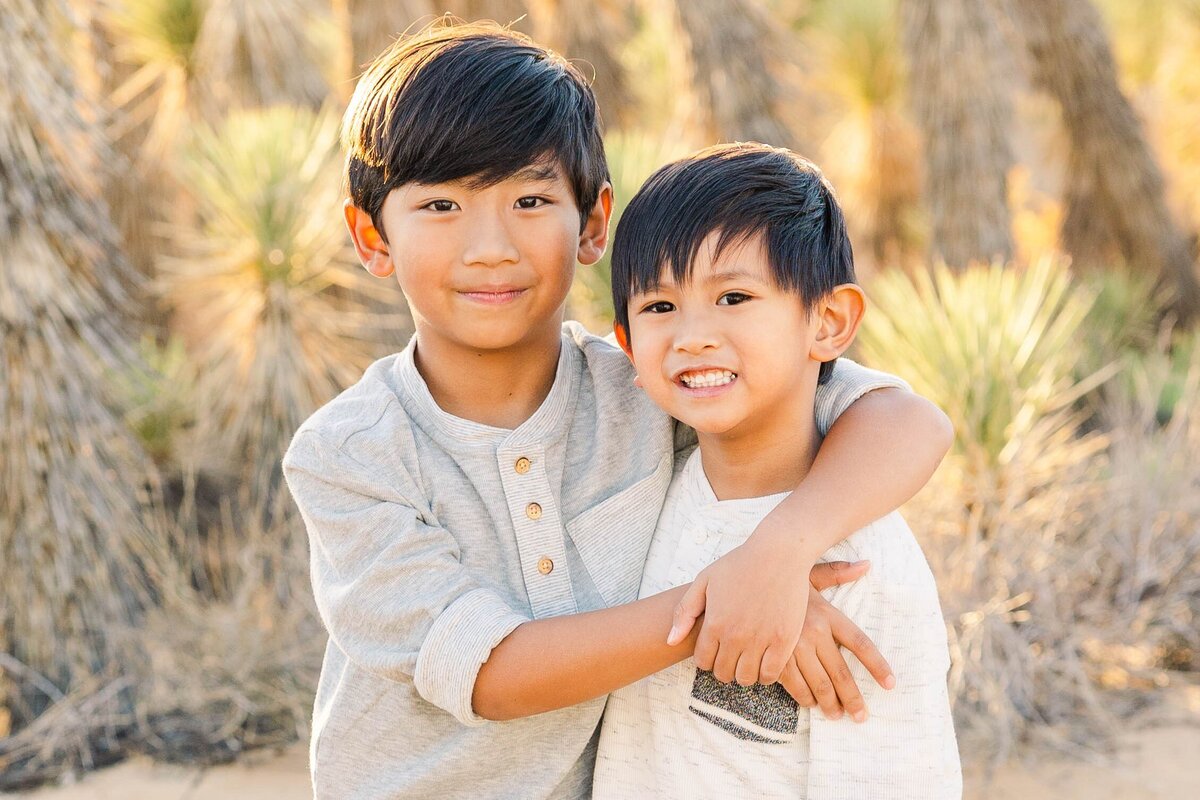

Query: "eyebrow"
left=510, top=163, right=559, bottom=183
left=705, top=268, right=764, bottom=283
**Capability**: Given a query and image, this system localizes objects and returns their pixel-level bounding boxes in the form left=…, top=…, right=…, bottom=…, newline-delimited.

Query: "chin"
left=678, top=415, right=744, bottom=437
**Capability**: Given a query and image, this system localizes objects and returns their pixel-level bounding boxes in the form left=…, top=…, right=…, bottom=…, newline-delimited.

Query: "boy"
left=593, top=143, right=961, bottom=798
left=282, top=22, right=952, bottom=799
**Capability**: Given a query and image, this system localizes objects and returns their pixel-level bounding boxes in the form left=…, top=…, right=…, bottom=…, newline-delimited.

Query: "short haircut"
left=611, top=142, right=855, bottom=384
left=342, top=21, right=608, bottom=237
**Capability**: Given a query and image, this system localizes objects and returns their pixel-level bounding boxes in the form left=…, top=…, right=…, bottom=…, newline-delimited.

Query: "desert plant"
left=191, top=0, right=332, bottom=110
left=128, top=496, right=325, bottom=764
left=805, top=0, right=924, bottom=269
left=158, top=105, right=405, bottom=509
left=104, top=0, right=205, bottom=163
left=1085, top=330, right=1200, bottom=671
left=111, top=335, right=197, bottom=468
left=858, top=260, right=1117, bottom=757
left=900, top=0, right=1014, bottom=268
left=1011, top=0, right=1200, bottom=320
left=0, top=0, right=170, bottom=745
left=860, top=259, right=1110, bottom=494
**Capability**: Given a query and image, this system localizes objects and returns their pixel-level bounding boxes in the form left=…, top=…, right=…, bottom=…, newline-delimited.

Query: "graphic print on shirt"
left=688, top=668, right=799, bottom=744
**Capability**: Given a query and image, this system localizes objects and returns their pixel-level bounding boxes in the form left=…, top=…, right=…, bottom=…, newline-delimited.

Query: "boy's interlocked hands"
left=670, top=551, right=893, bottom=722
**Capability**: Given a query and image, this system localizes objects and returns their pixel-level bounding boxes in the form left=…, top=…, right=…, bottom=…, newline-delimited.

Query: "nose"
left=673, top=307, right=720, bottom=355
left=461, top=210, right=520, bottom=268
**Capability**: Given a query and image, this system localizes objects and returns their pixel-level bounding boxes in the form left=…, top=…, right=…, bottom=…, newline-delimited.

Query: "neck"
left=413, top=318, right=563, bottom=429
left=697, top=395, right=821, bottom=501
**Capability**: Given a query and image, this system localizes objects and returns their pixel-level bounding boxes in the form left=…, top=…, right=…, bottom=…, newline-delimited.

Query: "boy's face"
left=347, top=162, right=610, bottom=353
left=623, top=232, right=833, bottom=438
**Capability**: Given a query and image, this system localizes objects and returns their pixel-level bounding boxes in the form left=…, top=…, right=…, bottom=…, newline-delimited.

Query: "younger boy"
left=594, top=143, right=961, bottom=798
left=283, top=22, right=953, bottom=799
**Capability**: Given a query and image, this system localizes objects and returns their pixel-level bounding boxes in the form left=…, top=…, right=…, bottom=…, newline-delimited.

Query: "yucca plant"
left=104, top=0, right=205, bottom=163
left=159, top=105, right=405, bottom=511
left=0, top=0, right=169, bottom=735
left=568, top=130, right=692, bottom=331
left=858, top=260, right=1118, bottom=757
left=192, top=0, right=332, bottom=111
left=860, top=259, right=1111, bottom=510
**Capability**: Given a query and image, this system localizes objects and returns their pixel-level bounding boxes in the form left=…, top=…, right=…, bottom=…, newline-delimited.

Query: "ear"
left=612, top=322, right=642, bottom=387
left=613, top=322, right=633, bottom=359
left=577, top=182, right=614, bottom=266
left=344, top=199, right=394, bottom=278
left=810, top=283, right=866, bottom=364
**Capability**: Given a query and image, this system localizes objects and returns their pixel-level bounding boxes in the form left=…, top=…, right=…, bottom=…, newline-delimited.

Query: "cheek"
left=628, top=332, right=667, bottom=382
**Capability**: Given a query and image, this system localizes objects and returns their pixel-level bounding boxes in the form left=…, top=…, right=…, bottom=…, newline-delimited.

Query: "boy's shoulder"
left=561, top=320, right=671, bottom=426
left=562, top=320, right=632, bottom=379
left=290, top=351, right=408, bottom=452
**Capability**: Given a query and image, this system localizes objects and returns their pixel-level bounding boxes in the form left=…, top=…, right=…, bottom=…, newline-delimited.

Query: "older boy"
left=283, top=22, right=951, bottom=799
left=594, top=144, right=960, bottom=798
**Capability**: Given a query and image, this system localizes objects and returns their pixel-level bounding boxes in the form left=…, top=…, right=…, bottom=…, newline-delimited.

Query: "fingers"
left=808, top=560, right=869, bottom=591
left=693, top=628, right=718, bottom=672
left=829, top=612, right=895, bottom=690
left=734, top=651, right=761, bottom=688
left=712, top=642, right=741, bottom=685
left=757, top=645, right=790, bottom=686
left=780, top=656, right=816, bottom=707
left=817, top=638, right=867, bottom=723
left=668, top=579, right=708, bottom=646
left=796, top=646, right=842, bottom=720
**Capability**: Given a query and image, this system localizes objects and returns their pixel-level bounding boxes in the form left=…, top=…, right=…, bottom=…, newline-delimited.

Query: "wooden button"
left=537, top=557, right=554, bottom=575
left=525, top=502, right=543, bottom=520
left=515, top=456, right=531, bottom=474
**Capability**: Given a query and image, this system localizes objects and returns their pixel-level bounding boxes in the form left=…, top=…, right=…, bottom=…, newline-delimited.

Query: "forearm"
left=472, top=585, right=698, bottom=721
left=759, top=387, right=952, bottom=560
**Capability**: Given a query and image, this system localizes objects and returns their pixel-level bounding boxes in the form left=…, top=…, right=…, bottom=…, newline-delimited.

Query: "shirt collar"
left=394, top=331, right=581, bottom=450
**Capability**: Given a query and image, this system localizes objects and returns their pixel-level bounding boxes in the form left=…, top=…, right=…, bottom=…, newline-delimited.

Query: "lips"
left=458, top=286, right=528, bottom=305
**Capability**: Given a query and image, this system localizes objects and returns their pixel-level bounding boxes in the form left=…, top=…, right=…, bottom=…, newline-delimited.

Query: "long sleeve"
left=283, top=430, right=529, bottom=726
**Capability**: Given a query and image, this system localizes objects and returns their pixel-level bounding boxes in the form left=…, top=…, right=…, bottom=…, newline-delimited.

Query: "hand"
left=668, top=556, right=871, bottom=689
left=779, top=583, right=895, bottom=722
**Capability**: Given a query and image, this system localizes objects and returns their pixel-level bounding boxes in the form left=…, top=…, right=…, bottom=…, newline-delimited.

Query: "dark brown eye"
left=717, top=292, right=751, bottom=306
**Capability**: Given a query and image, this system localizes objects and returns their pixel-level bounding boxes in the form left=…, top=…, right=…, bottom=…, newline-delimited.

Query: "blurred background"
left=1, top=0, right=1199, bottom=797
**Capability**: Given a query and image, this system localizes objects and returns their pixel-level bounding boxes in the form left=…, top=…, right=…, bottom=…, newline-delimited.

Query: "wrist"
left=751, top=513, right=825, bottom=566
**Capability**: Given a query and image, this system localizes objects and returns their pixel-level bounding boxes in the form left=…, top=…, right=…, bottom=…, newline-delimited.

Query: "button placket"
left=498, top=445, right=575, bottom=618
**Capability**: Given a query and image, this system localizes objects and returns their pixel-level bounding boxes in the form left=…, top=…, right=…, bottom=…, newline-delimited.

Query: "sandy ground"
left=7, top=691, right=1199, bottom=799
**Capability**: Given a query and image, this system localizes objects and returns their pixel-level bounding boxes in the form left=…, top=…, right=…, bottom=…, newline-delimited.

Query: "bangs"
left=344, top=25, right=607, bottom=232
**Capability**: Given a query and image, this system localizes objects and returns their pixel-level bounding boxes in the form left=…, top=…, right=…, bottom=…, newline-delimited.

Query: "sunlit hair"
left=611, top=142, right=855, bottom=384
left=342, top=20, right=608, bottom=236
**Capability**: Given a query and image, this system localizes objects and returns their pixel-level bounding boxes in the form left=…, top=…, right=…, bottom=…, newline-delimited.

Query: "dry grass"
left=128, top=485, right=324, bottom=766
left=859, top=261, right=1200, bottom=762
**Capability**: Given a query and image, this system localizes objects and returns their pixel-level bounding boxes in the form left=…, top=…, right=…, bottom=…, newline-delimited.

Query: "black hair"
left=611, top=142, right=855, bottom=384
left=343, top=20, right=609, bottom=236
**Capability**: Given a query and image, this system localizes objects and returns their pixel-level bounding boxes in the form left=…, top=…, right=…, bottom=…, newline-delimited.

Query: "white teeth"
left=680, top=369, right=736, bottom=388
